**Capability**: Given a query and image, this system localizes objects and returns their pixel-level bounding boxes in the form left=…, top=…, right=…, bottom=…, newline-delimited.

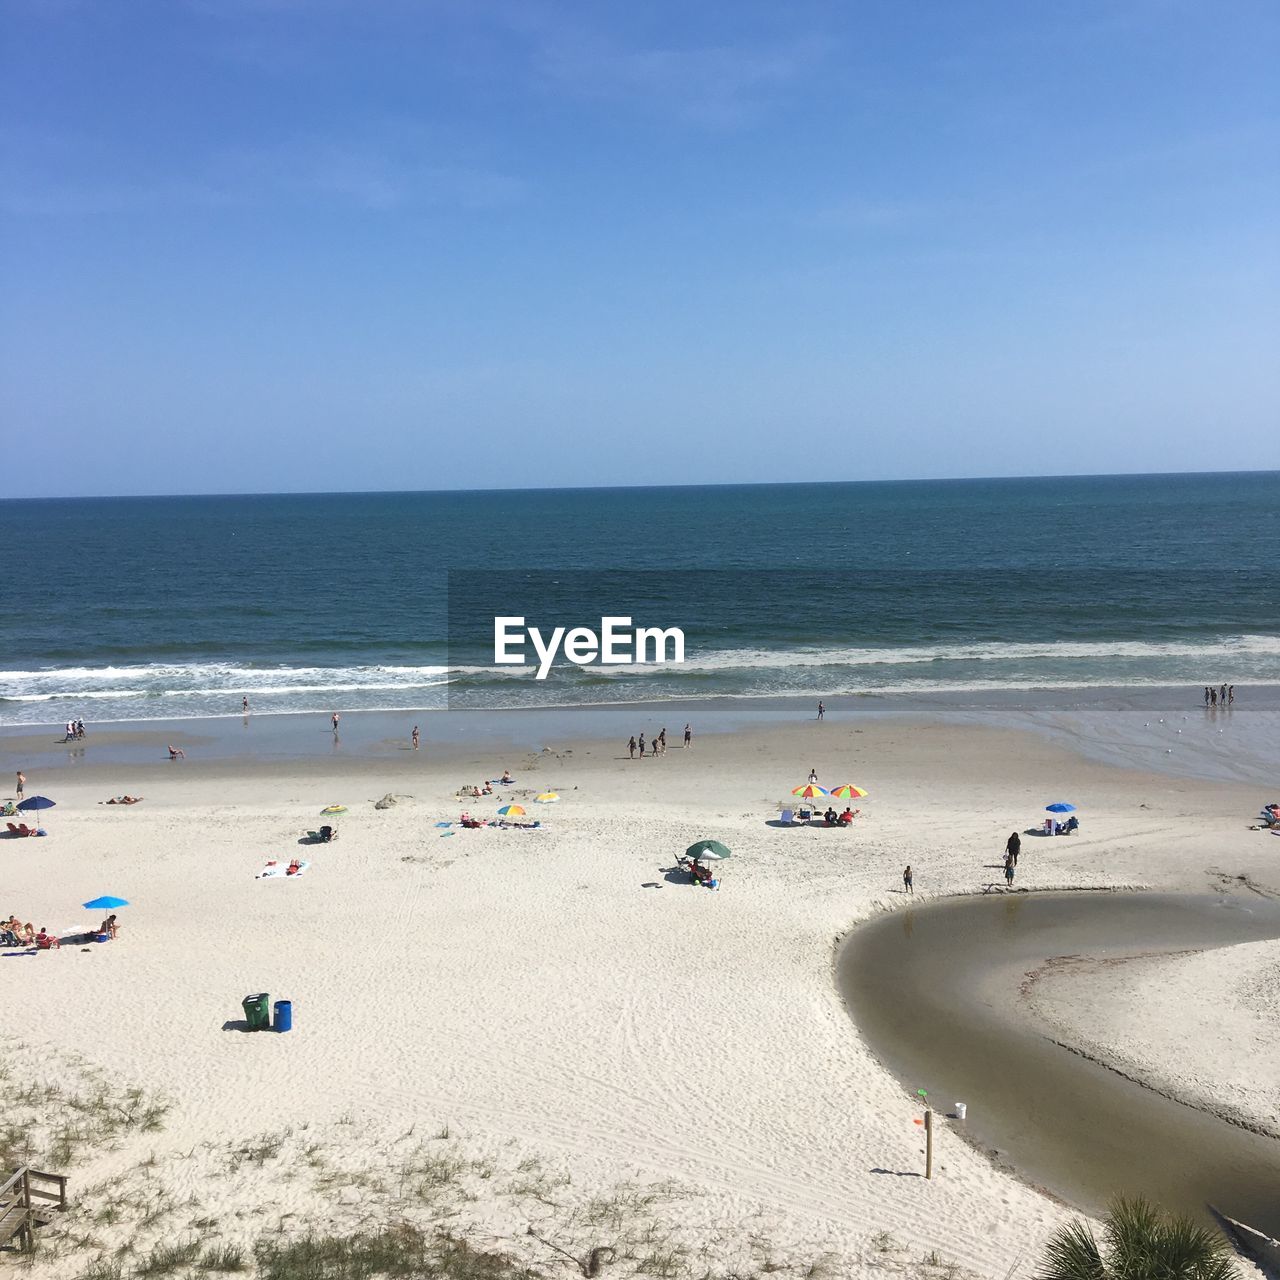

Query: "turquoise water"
left=2, top=472, right=1278, bottom=724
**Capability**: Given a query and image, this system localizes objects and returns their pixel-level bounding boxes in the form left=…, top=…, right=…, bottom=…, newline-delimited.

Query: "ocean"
left=3, top=472, right=1278, bottom=726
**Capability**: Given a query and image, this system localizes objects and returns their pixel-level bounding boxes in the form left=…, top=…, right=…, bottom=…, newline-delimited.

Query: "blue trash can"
left=273, top=999, right=293, bottom=1033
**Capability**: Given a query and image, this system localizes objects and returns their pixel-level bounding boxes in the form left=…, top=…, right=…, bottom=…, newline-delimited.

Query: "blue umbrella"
left=83, top=895, right=129, bottom=910
left=1045, top=802, right=1076, bottom=813
left=17, top=795, right=55, bottom=831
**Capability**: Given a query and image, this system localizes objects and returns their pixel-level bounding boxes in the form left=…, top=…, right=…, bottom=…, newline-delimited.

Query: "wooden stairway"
left=0, top=1167, right=67, bottom=1252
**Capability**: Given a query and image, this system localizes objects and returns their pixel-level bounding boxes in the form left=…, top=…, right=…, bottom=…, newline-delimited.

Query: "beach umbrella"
left=686, top=840, right=731, bottom=861
left=829, top=785, right=868, bottom=800
left=791, top=784, right=829, bottom=799
left=1045, top=802, right=1076, bottom=813
left=497, top=804, right=525, bottom=817
left=535, top=793, right=560, bottom=803
left=82, top=896, right=129, bottom=910
left=17, top=795, right=55, bottom=829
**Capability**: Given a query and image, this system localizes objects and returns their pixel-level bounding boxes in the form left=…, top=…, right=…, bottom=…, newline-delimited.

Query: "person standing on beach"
left=659, top=728, right=667, bottom=753
left=808, top=767, right=818, bottom=784
left=1203, top=686, right=1210, bottom=706
left=16, top=771, right=25, bottom=801
left=411, top=725, right=420, bottom=750
left=1220, top=683, right=1228, bottom=705
left=243, top=696, right=250, bottom=714
left=817, top=701, right=825, bottom=720
left=1210, top=688, right=1217, bottom=706
left=903, top=865, right=913, bottom=894
left=1229, top=685, right=1235, bottom=704
left=627, top=736, right=636, bottom=759
left=1004, top=856, right=1015, bottom=886
left=1006, top=831, right=1020, bottom=867
left=638, top=734, right=646, bottom=758
left=331, top=712, right=340, bottom=733
left=683, top=723, right=692, bottom=748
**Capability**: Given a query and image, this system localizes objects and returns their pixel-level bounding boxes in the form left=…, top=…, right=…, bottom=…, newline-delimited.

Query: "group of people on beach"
left=62, top=718, right=86, bottom=741
left=627, top=724, right=692, bottom=758
left=2, top=913, right=118, bottom=951
left=1203, top=684, right=1234, bottom=707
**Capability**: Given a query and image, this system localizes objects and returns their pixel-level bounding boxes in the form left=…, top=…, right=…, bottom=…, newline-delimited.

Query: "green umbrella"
left=686, top=840, right=731, bottom=861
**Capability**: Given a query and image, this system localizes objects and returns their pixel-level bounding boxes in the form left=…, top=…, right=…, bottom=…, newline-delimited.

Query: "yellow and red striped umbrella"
left=830, top=785, right=868, bottom=800
left=791, top=784, right=829, bottom=799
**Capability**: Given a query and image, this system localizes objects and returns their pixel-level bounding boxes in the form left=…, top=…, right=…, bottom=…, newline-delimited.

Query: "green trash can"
left=242, top=992, right=271, bottom=1031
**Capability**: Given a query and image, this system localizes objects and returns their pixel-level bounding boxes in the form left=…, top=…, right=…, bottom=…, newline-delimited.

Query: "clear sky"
left=2, top=0, right=1277, bottom=497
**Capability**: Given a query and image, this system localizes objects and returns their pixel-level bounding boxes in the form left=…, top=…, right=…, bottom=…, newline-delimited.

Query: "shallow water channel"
left=837, top=892, right=1280, bottom=1232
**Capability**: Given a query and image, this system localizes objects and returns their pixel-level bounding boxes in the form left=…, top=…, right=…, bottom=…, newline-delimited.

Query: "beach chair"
left=779, top=809, right=794, bottom=826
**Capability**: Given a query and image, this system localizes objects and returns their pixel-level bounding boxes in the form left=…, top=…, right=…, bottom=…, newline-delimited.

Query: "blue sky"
left=2, top=0, right=1277, bottom=496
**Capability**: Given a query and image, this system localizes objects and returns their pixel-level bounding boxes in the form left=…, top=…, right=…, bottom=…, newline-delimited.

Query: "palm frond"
left=1036, top=1220, right=1106, bottom=1280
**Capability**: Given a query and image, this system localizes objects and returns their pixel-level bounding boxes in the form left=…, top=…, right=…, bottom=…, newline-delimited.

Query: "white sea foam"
left=1, top=636, right=1277, bottom=725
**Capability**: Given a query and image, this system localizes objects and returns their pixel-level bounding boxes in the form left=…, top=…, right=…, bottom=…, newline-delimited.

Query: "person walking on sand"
left=331, top=711, right=340, bottom=733
left=628, top=736, right=636, bottom=759
left=1006, top=831, right=1021, bottom=867
left=638, top=734, right=646, bottom=759
left=903, top=865, right=913, bottom=894
left=808, top=767, right=818, bottom=784
left=1004, top=856, right=1016, bottom=886
left=1210, top=688, right=1217, bottom=706
left=683, top=723, right=692, bottom=748
left=659, top=727, right=667, bottom=752
left=1229, top=685, right=1235, bottom=705
left=1203, top=686, right=1210, bottom=706
left=16, top=770, right=25, bottom=801
left=817, top=700, right=825, bottom=721
left=1220, top=683, right=1228, bottom=705
left=411, top=725, right=420, bottom=750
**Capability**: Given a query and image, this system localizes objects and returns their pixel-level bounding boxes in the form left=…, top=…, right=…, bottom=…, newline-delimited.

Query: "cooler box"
left=242, top=993, right=271, bottom=1030
left=273, top=999, right=293, bottom=1033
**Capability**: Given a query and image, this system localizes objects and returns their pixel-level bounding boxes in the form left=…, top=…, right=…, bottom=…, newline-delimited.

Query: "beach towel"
left=257, top=859, right=311, bottom=879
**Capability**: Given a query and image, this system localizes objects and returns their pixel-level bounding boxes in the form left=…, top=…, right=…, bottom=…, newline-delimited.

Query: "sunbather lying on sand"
left=102, top=795, right=143, bottom=805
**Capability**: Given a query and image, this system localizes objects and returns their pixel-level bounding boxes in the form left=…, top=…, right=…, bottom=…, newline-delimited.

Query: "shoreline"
left=5, top=714, right=1279, bottom=1277
left=5, top=683, right=1280, bottom=788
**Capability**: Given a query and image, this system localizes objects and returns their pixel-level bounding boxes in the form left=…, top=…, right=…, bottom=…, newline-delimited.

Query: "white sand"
left=3, top=717, right=1278, bottom=1276
left=1024, top=937, right=1280, bottom=1138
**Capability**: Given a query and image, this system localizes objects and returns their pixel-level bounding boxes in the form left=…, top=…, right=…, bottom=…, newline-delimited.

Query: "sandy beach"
left=3, top=712, right=1278, bottom=1276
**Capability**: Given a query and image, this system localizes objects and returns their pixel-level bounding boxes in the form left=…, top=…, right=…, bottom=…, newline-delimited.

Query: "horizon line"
left=1, top=466, right=1277, bottom=504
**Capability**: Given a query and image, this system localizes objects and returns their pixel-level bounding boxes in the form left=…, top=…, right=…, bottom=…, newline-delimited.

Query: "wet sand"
left=838, top=892, right=1280, bottom=1232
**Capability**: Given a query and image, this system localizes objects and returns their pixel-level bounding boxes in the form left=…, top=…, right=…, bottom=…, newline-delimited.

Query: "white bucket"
left=954, top=1102, right=967, bottom=1120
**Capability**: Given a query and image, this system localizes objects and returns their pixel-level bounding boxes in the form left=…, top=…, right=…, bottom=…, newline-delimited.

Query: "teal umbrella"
left=686, top=840, right=731, bottom=861
left=83, top=896, right=129, bottom=910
